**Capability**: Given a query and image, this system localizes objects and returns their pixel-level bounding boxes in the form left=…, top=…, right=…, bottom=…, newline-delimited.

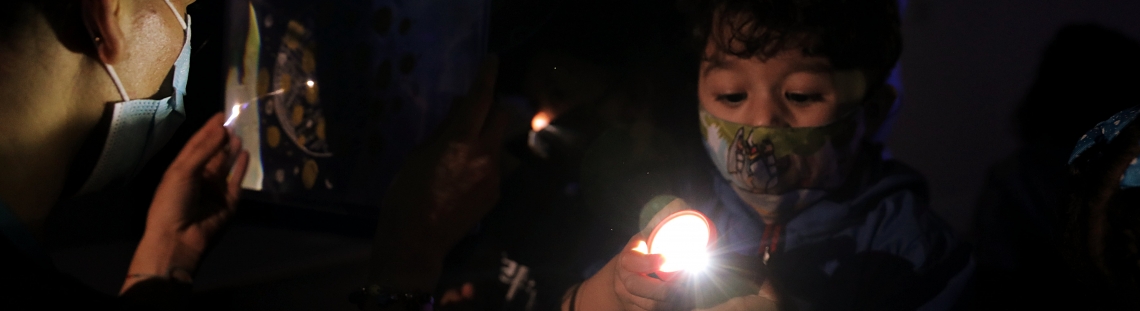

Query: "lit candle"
left=531, top=111, right=551, bottom=132
left=528, top=111, right=553, bottom=158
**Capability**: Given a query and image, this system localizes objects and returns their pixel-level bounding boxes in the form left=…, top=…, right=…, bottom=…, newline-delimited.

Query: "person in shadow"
left=972, top=23, right=1140, bottom=309
left=1060, top=105, right=1140, bottom=309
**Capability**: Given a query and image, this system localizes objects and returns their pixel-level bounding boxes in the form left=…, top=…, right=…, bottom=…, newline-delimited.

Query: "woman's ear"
left=862, top=84, right=897, bottom=138
left=81, top=0, right=126, bottom=65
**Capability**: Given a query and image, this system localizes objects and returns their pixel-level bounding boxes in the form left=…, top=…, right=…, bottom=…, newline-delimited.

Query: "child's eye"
left=785, top=92, right=824, bottom=104
left=716, top=93, right=748, bottom=105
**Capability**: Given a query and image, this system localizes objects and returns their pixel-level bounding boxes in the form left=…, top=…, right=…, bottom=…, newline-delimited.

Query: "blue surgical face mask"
left=78, top=1, right=191, bottom=194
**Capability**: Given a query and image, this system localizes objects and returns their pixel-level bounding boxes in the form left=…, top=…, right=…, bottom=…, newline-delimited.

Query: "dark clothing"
left=0, top=199, right=191, bottom=310
left=564, top=139, right=976, bottom=310
left=687, top=157, right=973, bottom=311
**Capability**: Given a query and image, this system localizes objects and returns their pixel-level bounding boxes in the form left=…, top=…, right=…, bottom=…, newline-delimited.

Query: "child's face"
left=698, top=41, right=869, bottom=128
left=695, top=37, right=887, bottom=208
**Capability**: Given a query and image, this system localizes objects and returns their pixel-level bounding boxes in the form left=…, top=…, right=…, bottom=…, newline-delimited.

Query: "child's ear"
left=862, top=84, right=897, bottom=139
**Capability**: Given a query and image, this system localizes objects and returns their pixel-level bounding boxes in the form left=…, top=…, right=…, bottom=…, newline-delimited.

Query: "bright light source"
left=224, top=104, right=242, bottom=127
left=632, top=240, right=649, bottom=254
left=531, top=111, right=551, bottom=132
left=646, top=210, right=716, bottom=275
left=306, top=80, right=315, bottom=88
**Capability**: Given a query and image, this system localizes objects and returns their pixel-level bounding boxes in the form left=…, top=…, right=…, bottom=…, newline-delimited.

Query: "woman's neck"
left=0, top=17, right=110, bottom=237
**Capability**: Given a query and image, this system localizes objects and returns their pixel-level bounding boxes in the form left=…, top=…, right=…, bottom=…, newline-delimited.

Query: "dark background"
left=41, top=0, right=1140, bottom=310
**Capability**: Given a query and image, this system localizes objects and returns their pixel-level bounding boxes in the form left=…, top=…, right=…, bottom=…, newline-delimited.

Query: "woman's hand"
left=368, top=55, right=507, bottom=293
left=122, top=113, right=249, bottom=293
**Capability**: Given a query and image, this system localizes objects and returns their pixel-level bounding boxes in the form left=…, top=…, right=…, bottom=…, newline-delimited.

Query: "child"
left=565, top=0, right=973, bottom=310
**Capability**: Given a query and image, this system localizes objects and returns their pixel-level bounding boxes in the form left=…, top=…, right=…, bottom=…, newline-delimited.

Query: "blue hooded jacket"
left=673, top=150, right=974, bottom=311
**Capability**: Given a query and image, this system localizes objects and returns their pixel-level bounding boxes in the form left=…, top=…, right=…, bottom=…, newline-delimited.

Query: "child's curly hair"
left=681, top=0, right=902, bottom=88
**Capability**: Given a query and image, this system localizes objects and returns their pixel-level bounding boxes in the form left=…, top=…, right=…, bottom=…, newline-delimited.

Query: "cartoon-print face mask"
left=699, top=107, right=865, bottom=218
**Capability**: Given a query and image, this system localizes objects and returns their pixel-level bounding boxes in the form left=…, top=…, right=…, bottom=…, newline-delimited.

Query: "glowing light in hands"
left=647, top=212, right=714, bottom=273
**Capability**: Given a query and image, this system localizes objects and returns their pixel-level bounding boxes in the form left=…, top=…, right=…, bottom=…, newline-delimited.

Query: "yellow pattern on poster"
left=292, top=104, right=304, bottom=125
left=266, top=125, right=281, bottom=148
left=316, top=117, right=326, bottom=140
left=302, top=159, right=319, bottom=189
left=302, top=48, right=316, bottom=74
left=280, top=73, right=292, bottom=93
left=306, top=83, right=319, bottom=104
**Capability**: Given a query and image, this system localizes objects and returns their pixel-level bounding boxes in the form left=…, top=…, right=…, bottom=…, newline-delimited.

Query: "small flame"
left=224, top=103, right=250, bottom=128
left=224, top=104, right=242, bottom=127
left=532, top=111, right=551, bottom=132
left=632, top=240, right=649, bottom=254
left=306, top=80, right=315, bottom=88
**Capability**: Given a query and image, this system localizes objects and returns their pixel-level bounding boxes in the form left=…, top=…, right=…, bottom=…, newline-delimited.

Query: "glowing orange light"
left=644, top=210, right=716, bottom=278
left=531, top=111, right=551, bottom=132
left=632, top=240, right=649, bottom=254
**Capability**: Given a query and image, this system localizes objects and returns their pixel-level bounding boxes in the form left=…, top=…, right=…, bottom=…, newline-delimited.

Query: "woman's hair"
left=680, top=0, right=902, bottom=87
left=1062, top=115, right=1140, bottom=308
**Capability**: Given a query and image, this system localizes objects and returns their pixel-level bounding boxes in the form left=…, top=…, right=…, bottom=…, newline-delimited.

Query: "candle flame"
left=532, top=111, right=551, bottom=132
left=632, top=240, right=649, bottom=254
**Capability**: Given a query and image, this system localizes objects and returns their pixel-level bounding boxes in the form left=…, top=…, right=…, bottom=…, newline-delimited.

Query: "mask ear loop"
left=86, top=24, right=132, bottom=102
left=103, top=63, right=132, bottom=102
left=95, top=0, right=188, bottom=103
left=163, top=0, right=188, bottom=30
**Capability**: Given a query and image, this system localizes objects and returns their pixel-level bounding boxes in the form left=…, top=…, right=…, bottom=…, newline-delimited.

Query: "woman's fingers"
left=171, top=113, right=229, bottom=173
left=226, top=150, right=250, bottom=206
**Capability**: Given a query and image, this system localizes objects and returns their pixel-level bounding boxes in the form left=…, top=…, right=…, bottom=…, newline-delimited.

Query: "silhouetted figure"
left=972, top=23, right=1140, bottom=309
left=1061, top=105, right=1140, bottom=310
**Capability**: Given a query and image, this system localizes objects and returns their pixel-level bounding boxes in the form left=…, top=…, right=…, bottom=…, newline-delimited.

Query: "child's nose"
left=741, top=96, right=791, bottom=128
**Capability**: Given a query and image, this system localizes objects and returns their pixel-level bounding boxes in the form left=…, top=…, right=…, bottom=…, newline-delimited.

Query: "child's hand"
left=615, top=236, right=678, bottom=310
left=570, top=235, right=692, bottom=311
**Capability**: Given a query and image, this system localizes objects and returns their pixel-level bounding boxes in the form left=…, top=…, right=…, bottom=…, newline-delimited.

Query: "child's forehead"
left=701, top=43, right=836, bottom=74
